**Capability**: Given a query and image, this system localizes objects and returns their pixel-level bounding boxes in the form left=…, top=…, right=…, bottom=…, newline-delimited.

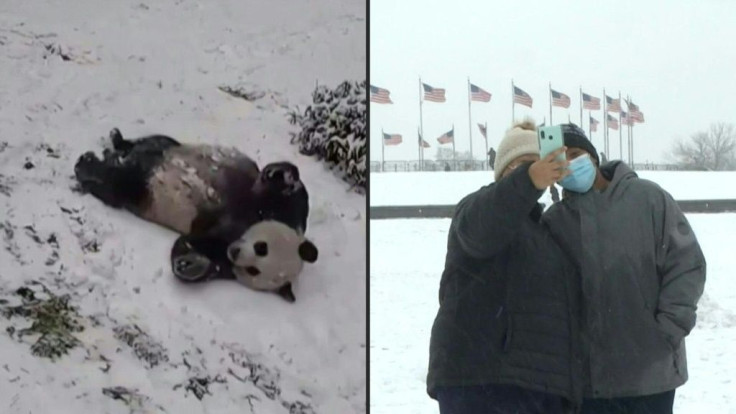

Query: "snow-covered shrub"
left=288, top=80, right=366, bottom=191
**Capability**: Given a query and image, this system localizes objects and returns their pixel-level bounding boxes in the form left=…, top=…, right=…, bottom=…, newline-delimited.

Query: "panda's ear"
left=298, top=240, right=318, bottom=263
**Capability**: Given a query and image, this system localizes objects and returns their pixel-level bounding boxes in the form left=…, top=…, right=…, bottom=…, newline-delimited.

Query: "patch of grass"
left=113, top=323, right=169, bottom=368
left=0, top=281, right=85, bottom=360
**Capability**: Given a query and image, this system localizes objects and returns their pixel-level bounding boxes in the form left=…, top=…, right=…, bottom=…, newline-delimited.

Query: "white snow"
left=370, top=215, right=736, bottom=414
left=370, top=171, right=736, bottom=206
left=0, top=1, right=365, bottom=413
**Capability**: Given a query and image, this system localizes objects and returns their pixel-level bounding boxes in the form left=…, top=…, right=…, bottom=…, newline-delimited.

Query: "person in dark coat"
left=542, top=124, right=707, bottom=414
left=426, top=120, right=583, bottom=414
left=488, top=147, right=497, bottom=170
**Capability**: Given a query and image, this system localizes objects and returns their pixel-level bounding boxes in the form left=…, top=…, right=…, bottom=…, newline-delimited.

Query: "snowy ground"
left=370, top=216, right=736, bottom=413
left=0, top=1, right=365, bottom=413
left=370, top=171, right=736, bottom=206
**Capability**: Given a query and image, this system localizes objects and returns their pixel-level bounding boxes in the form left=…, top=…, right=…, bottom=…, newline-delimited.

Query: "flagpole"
left=619, top=91, right=623, bottom=160
left=419, top=77, right=425, bottom=171
left=629, top=94, right=634, bottom=166
left=484, top=122, right=489, bottom=170
left=467, top=77, right=474, bottom=164
left=579, top=86, right=583, bottom=126
left=511, top=79, right=515, bottom=123
left=452, top=124, right=456, bottom=170
left=417, top=127, right=421, bottom=171
left=630, top=94, right=634, bottom=166
left=549, top=82, right=553, bottom=125
left=628, top=96, right=632, bottom=165
left=588, top=110, right=592, bottom=140
left=602, top=88, right=607, bottom=156
left=381, top=128, right=385, bottom=172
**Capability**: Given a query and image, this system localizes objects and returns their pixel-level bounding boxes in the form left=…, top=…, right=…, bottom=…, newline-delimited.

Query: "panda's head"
left=226, top=220, right=318, bottom=301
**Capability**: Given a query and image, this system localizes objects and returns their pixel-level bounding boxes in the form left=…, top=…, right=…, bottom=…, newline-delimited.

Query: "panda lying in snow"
left=73, top=128, right=318, bottom=303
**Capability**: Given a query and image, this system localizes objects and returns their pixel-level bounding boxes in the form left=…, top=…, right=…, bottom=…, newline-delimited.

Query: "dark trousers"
left=580, top=390, right=675, bottom=414
left=436, top=383, right=571, bottom=414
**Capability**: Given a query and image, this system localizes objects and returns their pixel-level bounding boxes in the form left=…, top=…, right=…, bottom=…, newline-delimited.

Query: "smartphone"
left=537, top=125, right=566, bottom=162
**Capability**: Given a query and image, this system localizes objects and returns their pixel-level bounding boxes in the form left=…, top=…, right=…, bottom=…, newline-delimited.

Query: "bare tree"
left=670, top=123, right=736, bottom=171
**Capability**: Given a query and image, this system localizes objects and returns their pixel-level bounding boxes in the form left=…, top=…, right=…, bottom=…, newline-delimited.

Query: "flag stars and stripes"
left=423, top=83, right=446, bottom=102
left=470, top=83, right=492, bottom=102
left=590, top=116, right=599, bottom=132
left=370, top=85, right=393, bottom=104
left=437, top=129, right=454, bottom=144
left=478, top=123, right=487, bottom=138
left=513, top=86, right=533, bottom=107
left=383, top=132, right=402, bottom=145
left=607, top=114, right=619, bottom=130
left=551, top=89, right=571, bottom=108
left=418, top=131, right=430, bottom=148
left=606, top=95, right=621, bottom=113
left=582, top=92, right=601, bottom=110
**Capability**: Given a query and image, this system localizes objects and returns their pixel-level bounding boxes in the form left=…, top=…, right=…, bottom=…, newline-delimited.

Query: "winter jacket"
left=426, top=163, right=583, bottom=404
left=541, top=161, right=706, bottom=399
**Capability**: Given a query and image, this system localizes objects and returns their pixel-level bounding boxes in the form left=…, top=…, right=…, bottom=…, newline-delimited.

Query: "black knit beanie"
left=561, top=123, right=599, bottom=165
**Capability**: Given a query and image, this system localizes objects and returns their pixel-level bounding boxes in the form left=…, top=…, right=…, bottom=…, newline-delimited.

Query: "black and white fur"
left=74, top=128, right=316, bottom=302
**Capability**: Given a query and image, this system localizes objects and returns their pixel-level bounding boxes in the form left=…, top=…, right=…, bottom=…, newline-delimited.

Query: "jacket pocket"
left=645, top=311, right=675, bottom=352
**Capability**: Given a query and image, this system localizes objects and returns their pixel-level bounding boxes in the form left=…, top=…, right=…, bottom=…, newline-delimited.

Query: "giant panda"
left=74, top=128, right=318, bottom=302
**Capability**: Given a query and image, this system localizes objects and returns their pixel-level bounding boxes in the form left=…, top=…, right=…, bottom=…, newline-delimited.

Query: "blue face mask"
left=559, top=154, right=596, bottom=193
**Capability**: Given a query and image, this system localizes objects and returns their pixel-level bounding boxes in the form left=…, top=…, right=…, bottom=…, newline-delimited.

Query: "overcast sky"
left=370, top=0, right=736, bottom=165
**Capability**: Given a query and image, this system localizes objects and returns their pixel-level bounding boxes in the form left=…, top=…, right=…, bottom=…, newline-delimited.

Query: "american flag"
left=582, top=92, right=601, bottom=110
left=513, top=86, right=533, bottom=107
left=607, top=114, right=619, bottom=130
left=423, top=83, right=446, bottom=102
left=627, top=100, right=645, bottom=122
left=590, top=116, right=599, bottom=132
left=606, top=95, right=621, bottom=113
left=551, top=89, right=571, bottom=108
left=418, top=131, right=430, bottom=148
left=370, top=85, right=393, bottom=104
left=470, top=83, right=492, bottom=102
left=477, top=123, right=487, bottom=138
left=383, top=132, right=402, bottom=146
left=437, top=128, right=454, bottom=144
left=621, top=111, right=635, bottom=126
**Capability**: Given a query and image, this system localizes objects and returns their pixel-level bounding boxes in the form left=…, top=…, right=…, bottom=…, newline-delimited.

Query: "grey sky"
left=370, top=0, right=736, bottom=164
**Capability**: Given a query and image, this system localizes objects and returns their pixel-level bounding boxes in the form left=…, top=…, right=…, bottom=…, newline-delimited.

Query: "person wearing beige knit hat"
left=427, top=120, right=581, bottom=413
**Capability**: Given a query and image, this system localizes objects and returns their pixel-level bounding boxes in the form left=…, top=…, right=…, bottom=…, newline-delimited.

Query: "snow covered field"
left=370, top=216, right=736, bottom=413
left=370, top=171, right=736, bottom=206
left=0, top=1, right=365, bottom=413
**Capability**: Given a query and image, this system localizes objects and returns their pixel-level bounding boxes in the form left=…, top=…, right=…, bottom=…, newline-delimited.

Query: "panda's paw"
left=172, top=253, right=212, bottom=282
left=261, top=162, right=302, bottom=195
left=109, top=128, right=123, bottom=145
left=277, top=283, right=296, bottom=303
left=74, top=151, right=103, bottom=183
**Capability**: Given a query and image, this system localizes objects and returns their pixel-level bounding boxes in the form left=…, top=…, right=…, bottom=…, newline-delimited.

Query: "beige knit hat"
left=493, top=120, right=540, bottom=181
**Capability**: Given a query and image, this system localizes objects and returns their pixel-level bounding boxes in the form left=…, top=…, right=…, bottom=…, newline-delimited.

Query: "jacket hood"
left=599, top=161, right=638, bottom=199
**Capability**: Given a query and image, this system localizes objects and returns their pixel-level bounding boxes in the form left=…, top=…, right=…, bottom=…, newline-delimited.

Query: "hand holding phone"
left=528, top=147, right=570, bottom=190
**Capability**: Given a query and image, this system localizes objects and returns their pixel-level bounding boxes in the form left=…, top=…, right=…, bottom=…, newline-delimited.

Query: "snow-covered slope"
left=0, top=1, right=366, bottom=413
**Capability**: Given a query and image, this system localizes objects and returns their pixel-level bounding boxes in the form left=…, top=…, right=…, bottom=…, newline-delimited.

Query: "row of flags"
left=371, top=82, right=492, bottom=104
left=382, top=125, right=479, bottom=148
left=371, top=82, right=646, bottom=123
